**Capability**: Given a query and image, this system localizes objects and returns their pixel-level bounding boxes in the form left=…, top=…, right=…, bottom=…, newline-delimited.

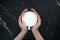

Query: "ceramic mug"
left=22, top=11, right=37, bottom=30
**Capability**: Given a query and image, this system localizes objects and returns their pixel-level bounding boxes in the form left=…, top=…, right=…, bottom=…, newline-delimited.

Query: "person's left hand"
left=31, top=8, right=41, bottom=31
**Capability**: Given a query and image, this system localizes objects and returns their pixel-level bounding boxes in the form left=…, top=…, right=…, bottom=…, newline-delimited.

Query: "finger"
left=37, top=15, right=41, bottom=25
left=18, top=16, right=22, bottom=25
left=31, top=8, right=38, bottom=15
left=31, top=15, right=41, bottom=29
left=18, top=8, right=28, bottom=25
left=21, top=8, right=28, bottom=16
left=23, top=21, right=26, bottom=26
left=20, top=8, right=28, bottom=23
left=19, top=16, right=26, bottom=26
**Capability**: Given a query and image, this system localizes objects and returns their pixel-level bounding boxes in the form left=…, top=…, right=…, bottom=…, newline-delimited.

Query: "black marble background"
left=0, top=0, right=60, bottom=40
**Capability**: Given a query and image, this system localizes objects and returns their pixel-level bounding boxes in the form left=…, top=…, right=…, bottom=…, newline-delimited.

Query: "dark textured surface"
left=0, top=0, right=60, bottom=40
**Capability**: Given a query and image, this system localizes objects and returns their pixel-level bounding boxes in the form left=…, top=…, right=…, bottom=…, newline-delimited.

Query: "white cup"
left=22, top=11, right=37, bottom=30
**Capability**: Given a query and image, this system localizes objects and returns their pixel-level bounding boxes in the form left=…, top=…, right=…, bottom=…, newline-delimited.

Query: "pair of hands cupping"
left=14, top=8, right=44, bottom=40
left=18, top=8, right=41, bottom=32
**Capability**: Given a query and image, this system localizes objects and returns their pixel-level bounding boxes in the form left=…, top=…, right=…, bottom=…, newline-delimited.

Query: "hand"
left=31, top=8, right=41, bottom=31
left=31, top=8, right=44, bottom=40
left=18, top=8, right=28, bottom=31
left=14, top=9, right=28, bottom=40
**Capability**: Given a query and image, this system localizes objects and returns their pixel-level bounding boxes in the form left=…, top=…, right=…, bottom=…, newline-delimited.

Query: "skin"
left=14, top=8, right=44, bottom=40
left=31, top=8, right=44, bottom=40
left=13, top=9, right=28, bottom=40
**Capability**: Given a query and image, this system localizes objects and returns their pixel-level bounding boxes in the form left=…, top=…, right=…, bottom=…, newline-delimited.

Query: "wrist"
left=21, top=29, right=28, bottom=33
left=32, top=29, right=38, bottom=32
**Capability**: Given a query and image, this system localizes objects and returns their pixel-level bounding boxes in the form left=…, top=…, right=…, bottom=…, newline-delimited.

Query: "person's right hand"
left=18, top=8, right=28, bottom=31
